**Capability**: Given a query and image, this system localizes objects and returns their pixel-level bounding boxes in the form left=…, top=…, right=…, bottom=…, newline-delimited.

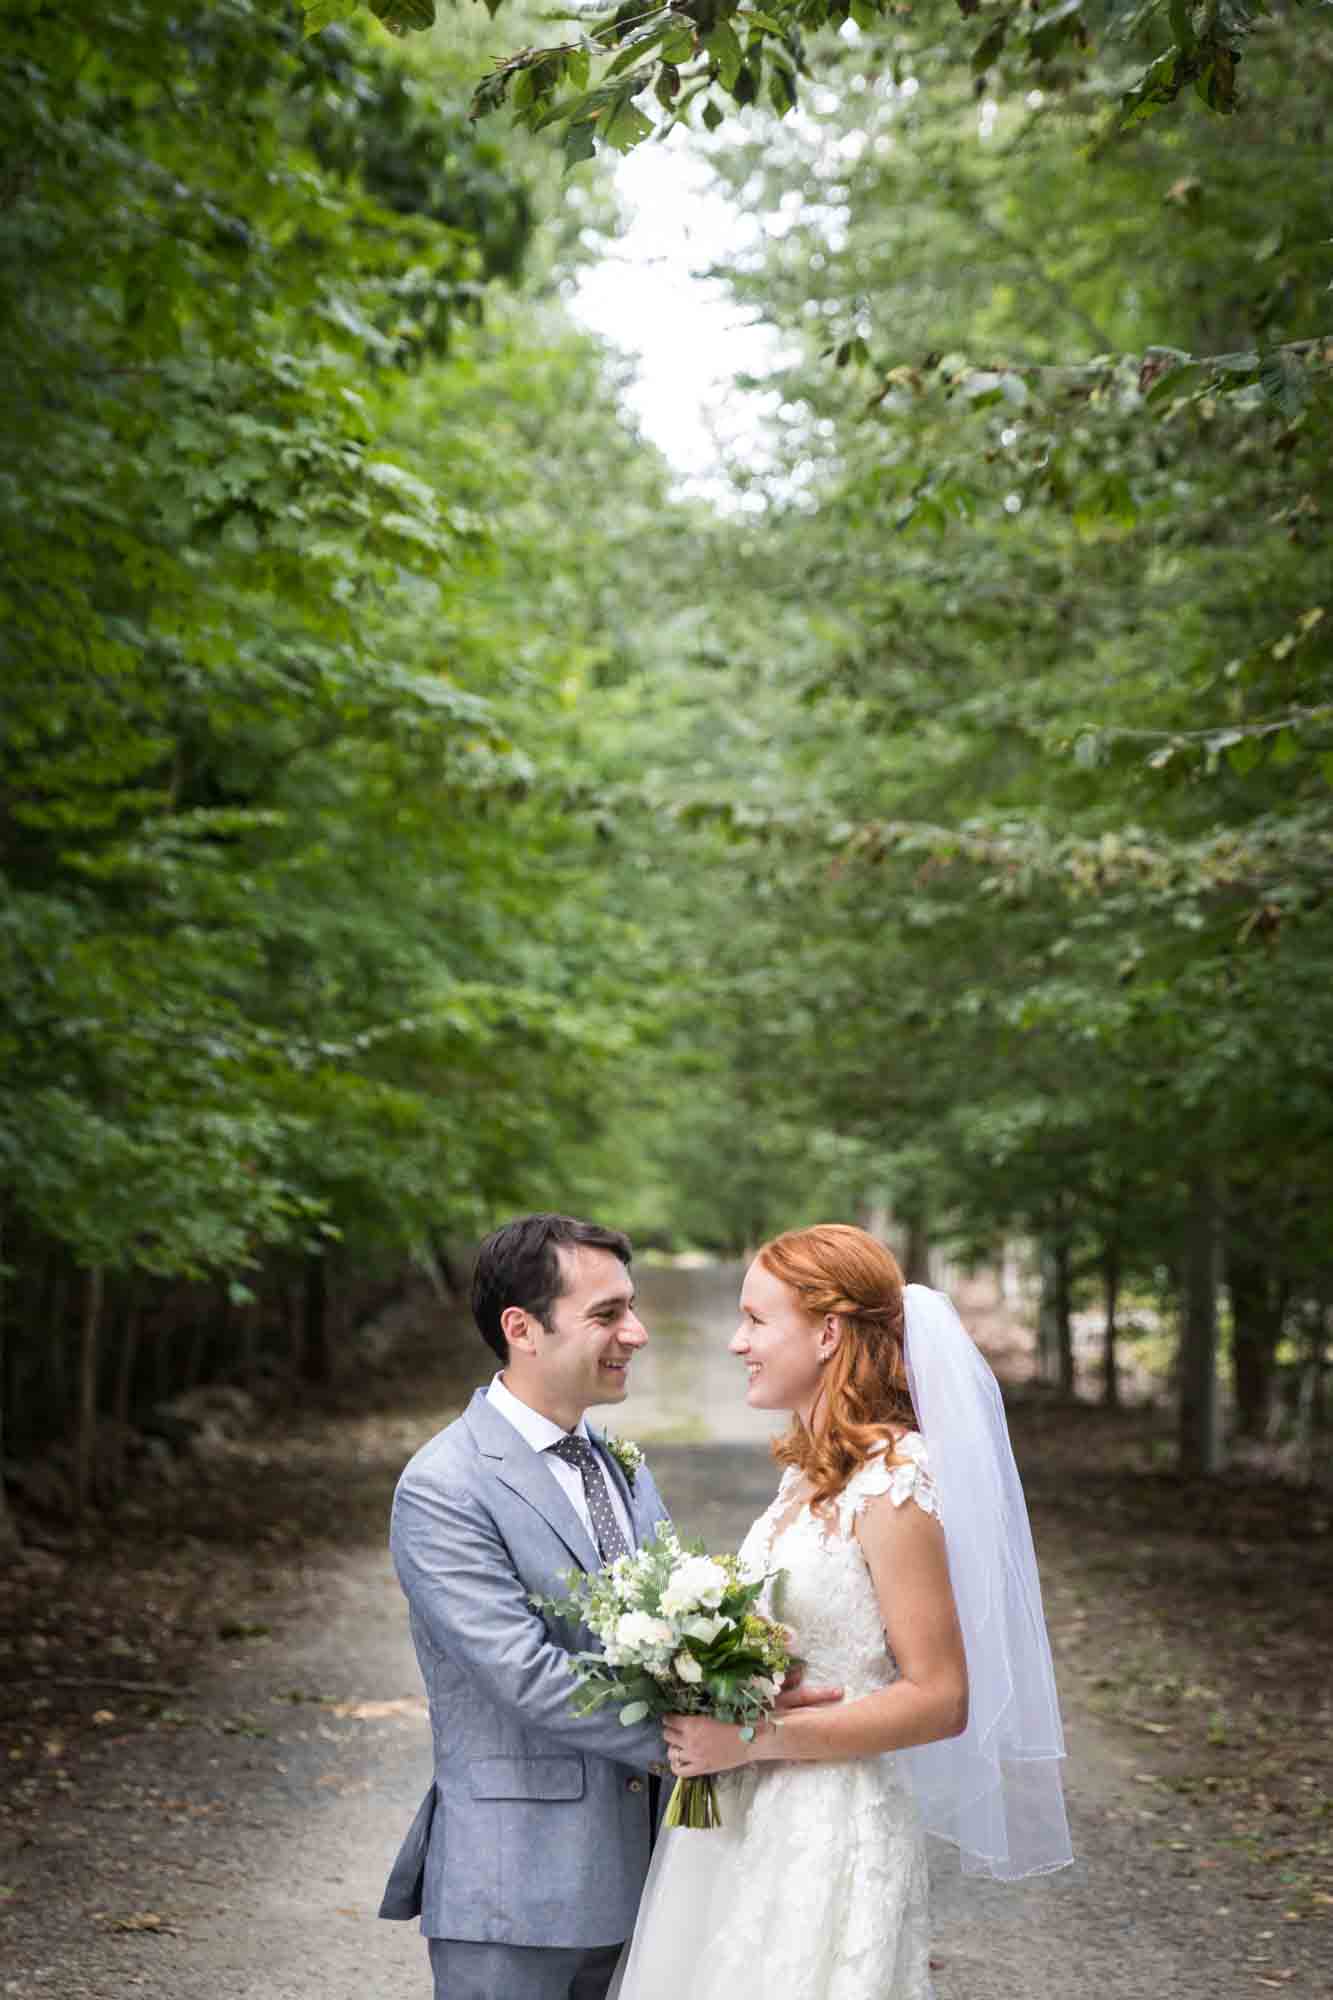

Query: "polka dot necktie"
left=547, top=1435, right=632, bottom=1566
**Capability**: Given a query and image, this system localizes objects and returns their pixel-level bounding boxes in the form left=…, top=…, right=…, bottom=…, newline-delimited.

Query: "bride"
left=612, top=1224, right=1072, bottom=2000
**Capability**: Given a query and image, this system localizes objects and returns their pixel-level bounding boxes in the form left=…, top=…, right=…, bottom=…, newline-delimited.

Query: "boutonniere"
left=602, top=1432, right=644, bottom=1492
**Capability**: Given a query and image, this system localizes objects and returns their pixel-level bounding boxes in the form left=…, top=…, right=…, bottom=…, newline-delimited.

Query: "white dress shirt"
left=486, top=1373, right=635, bottom=1552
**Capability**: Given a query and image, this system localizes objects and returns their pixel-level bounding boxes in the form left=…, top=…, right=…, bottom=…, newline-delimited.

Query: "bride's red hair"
left=763, top=1223, right=917, bottom=1512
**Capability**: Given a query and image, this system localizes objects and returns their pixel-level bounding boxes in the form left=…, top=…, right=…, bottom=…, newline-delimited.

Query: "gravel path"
left=1, top=1264, right=1309, bottom=1997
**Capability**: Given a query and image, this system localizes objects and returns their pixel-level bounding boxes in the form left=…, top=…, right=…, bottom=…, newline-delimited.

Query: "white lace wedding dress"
left=612, top=1436, right=939, bottom=2000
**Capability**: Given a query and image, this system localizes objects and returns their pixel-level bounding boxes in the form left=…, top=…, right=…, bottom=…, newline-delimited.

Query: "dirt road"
left=2, top=1264, right=1321, bottom=1996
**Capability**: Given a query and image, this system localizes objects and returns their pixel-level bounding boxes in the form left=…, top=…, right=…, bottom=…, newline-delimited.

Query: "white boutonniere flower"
left=602, top=1432, right=644, bottom=1491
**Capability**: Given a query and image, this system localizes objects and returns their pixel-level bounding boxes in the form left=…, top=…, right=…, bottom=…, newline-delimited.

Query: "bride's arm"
left=663, top=1495, right=967, bottom=1773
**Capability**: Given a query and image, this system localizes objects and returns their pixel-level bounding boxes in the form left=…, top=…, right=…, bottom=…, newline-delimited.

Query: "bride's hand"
left=662, top=1713, right=754, bottom=1777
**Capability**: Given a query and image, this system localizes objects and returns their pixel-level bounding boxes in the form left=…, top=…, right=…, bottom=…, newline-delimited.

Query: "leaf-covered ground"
left=1013, top=1398, right=1333, bottom=1939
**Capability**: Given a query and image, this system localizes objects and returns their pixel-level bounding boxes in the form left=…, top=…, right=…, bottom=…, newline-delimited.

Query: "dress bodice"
left=738, top=1434, right=940, bottom=1701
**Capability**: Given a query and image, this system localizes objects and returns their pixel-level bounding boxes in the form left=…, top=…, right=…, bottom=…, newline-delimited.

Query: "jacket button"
left=627, top=1778, right=643, bottom=1793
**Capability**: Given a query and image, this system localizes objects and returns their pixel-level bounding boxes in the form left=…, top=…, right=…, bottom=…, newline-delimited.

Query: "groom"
left=379, top=1213, right=673, bottom=2000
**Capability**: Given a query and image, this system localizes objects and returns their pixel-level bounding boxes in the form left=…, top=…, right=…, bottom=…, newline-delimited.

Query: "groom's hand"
left=774, top=1679, right=843, bottom=1711
left=775, top=1636, right=842, bottom=1709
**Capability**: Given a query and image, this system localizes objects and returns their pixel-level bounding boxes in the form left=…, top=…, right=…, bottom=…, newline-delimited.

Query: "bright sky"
left=569, top=132, right=787, bottom=502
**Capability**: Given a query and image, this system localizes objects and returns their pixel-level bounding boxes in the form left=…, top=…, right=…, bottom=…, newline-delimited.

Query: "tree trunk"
left=420, top=1240, right=458, bottom=1307
left=74, top=1265, right=104, bottom=1518
left=1179, top=1174, right=1221, bottom=1477
left=111, top=1292, right=142, bottom=1493
left=902, top=1211, right=931, bottom=1287
left=0, top=1206, right=19, bottom=1553
left=1294, top=1298, right=1329, bottom=1470
left=1227, top=1251, right=1284, bottom=1438
left=1054, top=1234, right=1075, bottom=1398
left=1038, top=1229, right=1076, bottom=1393
left=1101, top=1236, right=1122, bottom=1410
left=239, top=1294, right=259, bottom=1379
left=44, top=1261, right=68, bottom=1436
left=1037, top=1243, right=1059, bottom=1386
left=301, top=1252, right=331, bottom=1386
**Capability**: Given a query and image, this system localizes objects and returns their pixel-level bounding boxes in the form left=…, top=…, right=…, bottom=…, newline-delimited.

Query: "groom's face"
left=521, top=1245, right=648, bottom=1421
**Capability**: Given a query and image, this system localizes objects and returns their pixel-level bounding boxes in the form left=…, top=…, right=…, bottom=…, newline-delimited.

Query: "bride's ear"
left=817, top=1313, right=843, bottom=1364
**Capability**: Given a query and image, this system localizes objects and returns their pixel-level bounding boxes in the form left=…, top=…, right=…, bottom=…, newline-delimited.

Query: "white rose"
left=683, top=1613, right=730, bottom=1644
left=680, top=1608, right=732, bottom=1640
left=614, top=1611, right=675, bottom=1659
left=674, top=1651, right=703, bottom=1685
left=660, top=1557, right=729, bottom=1617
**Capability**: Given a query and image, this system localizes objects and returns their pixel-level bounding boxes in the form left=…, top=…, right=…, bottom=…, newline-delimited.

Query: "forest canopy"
left=311, top=0, right=1326, bottom=165
left=1, top=0, right=1330, bottom=1527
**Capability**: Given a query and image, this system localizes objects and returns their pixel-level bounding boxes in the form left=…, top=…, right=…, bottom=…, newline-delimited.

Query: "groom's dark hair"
left=472, top=1213, right=634, bottom=1360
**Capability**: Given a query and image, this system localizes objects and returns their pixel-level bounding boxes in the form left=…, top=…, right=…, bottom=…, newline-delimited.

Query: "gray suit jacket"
left=379, top=1388, right=672, bottom=1948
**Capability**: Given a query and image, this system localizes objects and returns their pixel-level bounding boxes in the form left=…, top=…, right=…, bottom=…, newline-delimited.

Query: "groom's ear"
left=500, top=1304, right=538, bottom=1354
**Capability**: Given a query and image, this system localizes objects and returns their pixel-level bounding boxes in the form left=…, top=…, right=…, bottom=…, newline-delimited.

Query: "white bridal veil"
left=900, top=1283, right=1073, bottom=1879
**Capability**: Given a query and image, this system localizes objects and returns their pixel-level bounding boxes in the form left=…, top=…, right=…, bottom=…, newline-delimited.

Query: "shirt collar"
left=487, top=1371, right=591, bottom=1454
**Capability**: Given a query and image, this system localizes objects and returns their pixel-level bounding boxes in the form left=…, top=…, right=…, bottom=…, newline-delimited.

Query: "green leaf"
left=1168, top=0, right=1197, bottom=53
left=601, top=96, right=655, bottom=152
left=532, top=86, right=618, bottom=134
left=972, top=14, right=1011, bottom=72
left=606, top=25, right=673, bottom=79
left=1197, top=41, right=1240, bottom=113
left=562, top=120, right=599, bottom=171
left=700, top=95, right=724, bottom=130
left=369, top=0, right=437, bottom=32
left=705, top=21, right=744, bottom=90
left=619, top=1700, right=650, bottom=1725
left=303, top=0, right=359, bottom=35
left=1028, top=0, right=1084, bottom=62
left=1111, top=46, right=1194, bottom=137
left=1258, top=350, right=1310, bottom=420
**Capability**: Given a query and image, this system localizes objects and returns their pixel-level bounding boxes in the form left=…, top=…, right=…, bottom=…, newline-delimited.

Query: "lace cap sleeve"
left=836, top=1433, right=941, bottom=1537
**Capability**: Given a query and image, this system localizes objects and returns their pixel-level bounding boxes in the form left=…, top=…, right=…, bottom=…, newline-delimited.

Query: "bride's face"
left=731, top=1258, right=827, bottom=1416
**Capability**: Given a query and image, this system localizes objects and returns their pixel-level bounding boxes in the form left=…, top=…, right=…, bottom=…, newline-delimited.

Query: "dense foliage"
left=565, top=9, right=1332, bottom=1472
left=3, top=0, right=1328, bottom=1529
left=321, top=0, right=1316, bottom=163
left=0, top=2, right=670, bottom=1519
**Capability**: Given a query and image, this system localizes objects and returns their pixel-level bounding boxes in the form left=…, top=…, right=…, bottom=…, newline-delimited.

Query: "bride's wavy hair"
left=763, top=1223, right=917, bottom=1512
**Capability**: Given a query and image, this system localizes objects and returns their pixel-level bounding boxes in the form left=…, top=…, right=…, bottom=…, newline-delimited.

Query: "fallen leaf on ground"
left=108, top=1911, right=175, bottom=1934
left=330, top=1696, right=427, bottom=1720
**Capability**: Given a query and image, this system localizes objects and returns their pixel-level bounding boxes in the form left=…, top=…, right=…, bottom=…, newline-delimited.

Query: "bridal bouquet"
left=537, top=1529, right=791, bottom=1829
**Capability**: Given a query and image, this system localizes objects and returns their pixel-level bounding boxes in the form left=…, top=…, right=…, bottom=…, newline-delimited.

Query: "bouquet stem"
left=663, top=1774, right=723, bottom=1830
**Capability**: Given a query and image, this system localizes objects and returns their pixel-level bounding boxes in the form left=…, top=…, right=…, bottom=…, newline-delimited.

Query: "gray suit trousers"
left=428, top=1937, right=623, bottom=2000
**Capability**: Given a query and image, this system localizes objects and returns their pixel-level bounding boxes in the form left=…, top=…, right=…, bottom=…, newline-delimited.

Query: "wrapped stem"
left=663, top=1774, right=723, bottom=1830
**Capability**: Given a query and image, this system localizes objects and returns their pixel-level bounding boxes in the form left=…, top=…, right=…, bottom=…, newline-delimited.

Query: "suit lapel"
left=463, top=1389, right=600, bottom=1574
